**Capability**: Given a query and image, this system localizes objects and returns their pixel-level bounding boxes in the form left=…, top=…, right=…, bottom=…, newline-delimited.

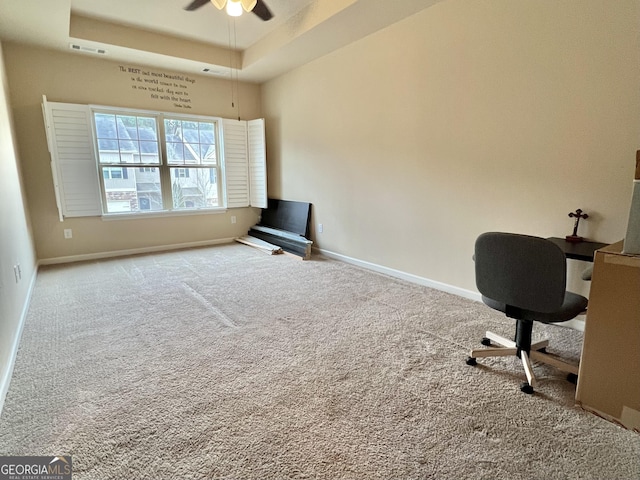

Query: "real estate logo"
left=0, top=456, right=72, bottom=480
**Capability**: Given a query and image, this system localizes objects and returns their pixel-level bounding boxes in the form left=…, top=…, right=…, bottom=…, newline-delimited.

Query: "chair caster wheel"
left=520, top=382, right=534, bottom=394
left=567, top=373, right=578, bottom=384
left=466, top=357, right=477, bottom=366
left=481, top=337, right=491, bottom=346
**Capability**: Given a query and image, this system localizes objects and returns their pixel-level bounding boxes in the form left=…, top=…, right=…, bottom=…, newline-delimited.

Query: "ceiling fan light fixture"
left=188, top=0, right=271, bottom=20
left=226, top=0, right=243, bottom=16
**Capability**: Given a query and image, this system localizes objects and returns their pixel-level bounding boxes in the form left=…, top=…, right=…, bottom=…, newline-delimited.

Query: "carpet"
left=0, top=243, right=638, bottom=479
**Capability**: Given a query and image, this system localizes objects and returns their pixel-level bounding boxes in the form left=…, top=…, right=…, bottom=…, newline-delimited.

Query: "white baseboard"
left=39, top=237, right=236, bottom=266
left=0, top=264, right=39, bottom=416
left=315, top=247, right=481, bottom=302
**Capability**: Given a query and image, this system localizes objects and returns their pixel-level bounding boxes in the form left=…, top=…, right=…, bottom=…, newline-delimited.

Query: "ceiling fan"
left=184, top=0, right=273, bottom=21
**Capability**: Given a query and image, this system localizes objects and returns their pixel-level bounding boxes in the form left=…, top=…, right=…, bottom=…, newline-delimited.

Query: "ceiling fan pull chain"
left=227, top=16, right=236, bottom=110
left=233, top=17, right=241, bottom=120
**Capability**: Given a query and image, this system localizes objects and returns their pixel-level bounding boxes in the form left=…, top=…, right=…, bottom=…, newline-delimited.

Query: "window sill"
left=101, top=208, right=228, bottom=221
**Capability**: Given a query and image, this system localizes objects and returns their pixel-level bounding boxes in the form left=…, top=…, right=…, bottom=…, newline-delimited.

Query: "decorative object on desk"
left=622, top=150, right=640, bottom=255
left=566, top=208, right=589, bottom=243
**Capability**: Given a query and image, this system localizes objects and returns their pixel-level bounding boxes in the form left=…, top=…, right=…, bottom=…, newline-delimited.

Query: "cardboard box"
left=575, top=241, right=640, bottom=432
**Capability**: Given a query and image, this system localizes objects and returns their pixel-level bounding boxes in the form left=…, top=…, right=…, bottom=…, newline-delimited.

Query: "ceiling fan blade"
left=240, top=0, right=257, bottom=11
left=184, top=0, right=211, bottom=11
left=251, top=0, right=273, bottom=21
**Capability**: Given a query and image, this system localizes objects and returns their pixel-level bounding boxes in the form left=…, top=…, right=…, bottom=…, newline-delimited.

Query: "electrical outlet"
left=318, top=223, right=323, bottom=233
left=64, top=229, right=73, bottom=239
left=231, top=215, right=237, bottom=224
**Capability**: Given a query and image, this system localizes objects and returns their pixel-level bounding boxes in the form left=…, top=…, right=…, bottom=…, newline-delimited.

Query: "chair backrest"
left=474, top=232, right=567, bottom=313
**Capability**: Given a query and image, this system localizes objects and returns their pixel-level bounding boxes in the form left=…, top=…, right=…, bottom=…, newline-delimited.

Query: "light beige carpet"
left=0, top=243, right=638, bottom=479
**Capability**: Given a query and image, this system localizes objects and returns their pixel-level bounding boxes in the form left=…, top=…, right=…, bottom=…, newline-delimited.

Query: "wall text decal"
left=119, top=65, right=196, bottom=109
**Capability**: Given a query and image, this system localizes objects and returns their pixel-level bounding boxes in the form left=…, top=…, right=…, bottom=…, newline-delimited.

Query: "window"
left=139, top=197, right=151, bottom=210
left=93, top=112, right=221, bottom=214
left=41, top=97, right=267, bottom=220
left=102, top=167, right=128, bottom=180
left=164, top=118, right=219, bottom=210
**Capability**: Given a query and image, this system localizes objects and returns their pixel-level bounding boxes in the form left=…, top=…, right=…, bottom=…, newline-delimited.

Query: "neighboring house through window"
left=94, top=112, right=220, bottom=214
left=102, top=167, right=128, bottom=180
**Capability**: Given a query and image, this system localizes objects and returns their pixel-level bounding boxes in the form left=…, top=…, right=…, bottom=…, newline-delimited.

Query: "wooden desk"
left=575, top=241, right=640, bottom=431
left=546, top=237, right=609, bottom=262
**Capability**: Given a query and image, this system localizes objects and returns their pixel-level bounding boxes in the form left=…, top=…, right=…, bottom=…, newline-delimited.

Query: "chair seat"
left=482, top=291, right=588, bottom=324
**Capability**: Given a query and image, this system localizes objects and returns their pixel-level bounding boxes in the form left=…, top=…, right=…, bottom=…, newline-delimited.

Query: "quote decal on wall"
left=120, top=65, right=196, bottom=109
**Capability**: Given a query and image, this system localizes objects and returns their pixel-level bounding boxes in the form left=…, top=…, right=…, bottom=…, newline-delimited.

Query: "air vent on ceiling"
left=69, top=43, right=108, bottom=55
left=202, top=68, right=229, bottom=77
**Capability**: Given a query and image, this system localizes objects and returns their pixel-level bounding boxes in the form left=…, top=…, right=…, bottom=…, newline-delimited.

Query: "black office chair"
left=466, top=232, right=588, bottom=394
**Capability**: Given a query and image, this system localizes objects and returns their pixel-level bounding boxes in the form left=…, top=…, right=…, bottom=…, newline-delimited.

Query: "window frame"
left=41, top=96, right=267, bottom=221
left=92, top=107, right=224, bottom=216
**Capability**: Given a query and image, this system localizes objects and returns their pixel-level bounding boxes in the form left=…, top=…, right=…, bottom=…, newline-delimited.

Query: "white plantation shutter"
left=222, top=118, right=268, bottom=209
left=42, top=96, right=102, bottom=219
left=248, top=118, right=267, bottom=209
left=222, top=119, right=250, bottom=208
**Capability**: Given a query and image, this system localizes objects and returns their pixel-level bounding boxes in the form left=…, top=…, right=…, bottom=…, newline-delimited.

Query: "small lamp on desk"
left=566, top=209, right=588, bottom=243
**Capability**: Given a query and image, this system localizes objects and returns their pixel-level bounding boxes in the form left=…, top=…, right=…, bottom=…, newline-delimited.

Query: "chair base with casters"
left=466, top=324, right=580, bottom=394
left=467, top=232, right=588, bottom=395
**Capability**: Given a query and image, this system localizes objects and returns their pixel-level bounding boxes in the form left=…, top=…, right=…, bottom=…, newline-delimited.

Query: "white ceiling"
left=0, top=0, right=444, bottom=83
left=71, top=0, right=316, bottom=51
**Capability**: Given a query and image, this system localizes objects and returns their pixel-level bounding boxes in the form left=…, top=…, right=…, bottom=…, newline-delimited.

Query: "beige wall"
left=0, top=41, right=37, bottom=409
left=3, top=43, right=263, bottom=261
left=262, top=0, right=640, bottom=294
